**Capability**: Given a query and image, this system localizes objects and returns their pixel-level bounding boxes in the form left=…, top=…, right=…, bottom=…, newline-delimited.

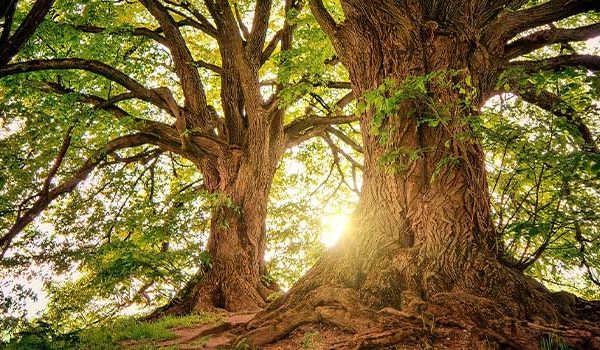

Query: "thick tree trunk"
left=149, top=143, right=283, bottom=317
left=239, top=1, right=592, bottom=346
left=193, top=161, right=280, bottom=312
left=146, top=12, right=289, bottom=314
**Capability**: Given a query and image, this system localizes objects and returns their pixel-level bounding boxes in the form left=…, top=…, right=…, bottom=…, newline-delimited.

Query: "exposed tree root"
left=144, top=263, right=280, bottom=321
left=232, top=287, right=600, bottom=349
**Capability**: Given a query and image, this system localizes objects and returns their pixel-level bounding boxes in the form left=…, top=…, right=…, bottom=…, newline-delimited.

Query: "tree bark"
left=148, top=138, right=284, bottom=316
left=240, top=1, right=593, bottom=346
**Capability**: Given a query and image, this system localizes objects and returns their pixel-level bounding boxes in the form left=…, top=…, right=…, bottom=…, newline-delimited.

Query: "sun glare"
left=320, top=214, right=350, bottom=247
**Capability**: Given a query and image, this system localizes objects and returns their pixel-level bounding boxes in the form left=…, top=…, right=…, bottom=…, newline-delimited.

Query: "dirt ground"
left=122, top=308, right=600, bottom=350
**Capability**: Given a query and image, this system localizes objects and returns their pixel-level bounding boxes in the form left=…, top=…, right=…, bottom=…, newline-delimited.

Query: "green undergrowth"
left=1, top=313, right=219, bottom=350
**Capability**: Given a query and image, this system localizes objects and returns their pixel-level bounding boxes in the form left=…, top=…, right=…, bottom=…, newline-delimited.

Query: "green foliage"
left=1, top=0, right=599, bottom=345
left=359, top=70, right=476, bottom=140
left=539, top=333, right=569, bottom=350
left=0, top=0, right=359, bottom=328
left=301, top=331, right=322, bottom=349
left=482, top=79, right=600, bottom=298
left=358, top=70, right=478, bottom=175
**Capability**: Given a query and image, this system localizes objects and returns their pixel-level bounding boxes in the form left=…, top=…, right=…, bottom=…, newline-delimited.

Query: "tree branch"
left=163, top=0, right=218, bottom=37
left=140, top=0, right=213, bottom=130
left=495, top=0, right=600, bottom=42
left=284, top=114, right=358, bottom=149
left=42, top=126, right=74, bottom=194
left=326, top=126, right=363, bottom=153
left=322, top=132, right=362, bottom=193
left=509, top=82, right=599, bottom=153
left=247, top=0, right=272, bottom=62
left=0, top=0, right=17, bottom=53
left=505, top=23, right=600, bottom=59
left=0, top=58, right=170, bottom=110
left=308, top=0, right=338, bottom=41
left=0, top=133, right=160, bottom=259
left=194, top=59, right=222, bottom=74
left=38, top=80, right=224, bottom=160
left=507, top=54, right=600, bottom=72
left=0, top=0, right=55, bottom=66
left=323, top=131, right=363, bottom=170
left=70, top=24, right=168, bottom=46
left=39, top=81, right=134, bottom=117
left=233, top=3, right=250, bottom=40
left=261, top=29, right=283, bottom=64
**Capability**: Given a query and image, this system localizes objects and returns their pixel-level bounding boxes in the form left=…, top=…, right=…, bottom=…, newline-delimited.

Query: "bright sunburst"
left=320, top=214, right=350, bottom=247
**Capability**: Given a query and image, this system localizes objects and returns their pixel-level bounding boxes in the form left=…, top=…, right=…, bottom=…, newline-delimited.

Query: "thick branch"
left=308, top=0, right=338, bottom=42
left=261, top=29, right=283, bottom=64
left=495, top=0, right=600, bottom=42
left=0, top=133, right=159, bottom=258
left=71, top=24, right=168, bottom=46
left=39, top=81, right=224, bottom=159
left=194, top=59, right=222, bottom=74
left=510, top=82, right=599, bottom=153
left=505, top=23, right=600, bottom=59
left=0, top=58, right=170, bottom=110
left=233, top=3, right=250, bottom=39
left=0, top=0, right=17, bottom=53
left=284, top=114, right=358, bottom=149
left=140, top=0, right=213, bottom=129
left=260, top=79, right=351, bottom=90
left=0, top=0, right=55, bottom=66
left=72, top=18, right=216, bottom=42
left=40, top=81, right=134, bottom=118
left=247, top=0, right=272, bottom=62
left=508, top=54, right=600, bottom=72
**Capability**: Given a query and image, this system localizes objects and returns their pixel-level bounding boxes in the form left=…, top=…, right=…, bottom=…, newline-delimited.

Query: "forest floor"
left=120, top=308, right=600, bottom=350
left=122, top=312, right=255, bottom=349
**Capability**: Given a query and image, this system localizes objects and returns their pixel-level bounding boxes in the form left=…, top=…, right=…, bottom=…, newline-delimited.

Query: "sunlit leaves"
left=482, top=91, right=600, bottom=298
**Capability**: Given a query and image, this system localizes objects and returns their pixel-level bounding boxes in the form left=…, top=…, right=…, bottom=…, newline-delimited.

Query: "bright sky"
left=320, top=213, right=350, bottom=247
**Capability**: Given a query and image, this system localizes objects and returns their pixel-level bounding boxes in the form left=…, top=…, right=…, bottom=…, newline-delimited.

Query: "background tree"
left=0, top=0, right=359, bottom=319
left=242, top=0, right=600, bottom=347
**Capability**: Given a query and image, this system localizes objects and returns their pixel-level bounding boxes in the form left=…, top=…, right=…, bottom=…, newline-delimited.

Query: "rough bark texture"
left=239, top=1, right=600, bottom=347
left=149, top=151, right=283, bottom=316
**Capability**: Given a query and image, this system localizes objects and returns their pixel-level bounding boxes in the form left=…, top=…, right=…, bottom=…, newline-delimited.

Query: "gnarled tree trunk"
left=149, top=123, right=285, bottom=317
left=240, top=1, right=598, bottom=347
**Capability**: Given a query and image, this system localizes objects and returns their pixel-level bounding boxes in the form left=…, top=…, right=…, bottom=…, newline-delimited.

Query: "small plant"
left=302, top=331, right=322, bottom=349
left=232, top=338, right=253, bottom=350
left=266, top=291, right=284, bottom=302
left=1, top=321, right=79, bottom=350
left=539, top=333, right=569, bottom=350
left=1, top=313, right=219, bottom=350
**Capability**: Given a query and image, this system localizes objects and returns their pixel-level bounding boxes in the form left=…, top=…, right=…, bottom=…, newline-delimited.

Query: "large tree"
left=242, top=0, right=600, bottom=347
left=0, top=0, right=357, bottom=316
